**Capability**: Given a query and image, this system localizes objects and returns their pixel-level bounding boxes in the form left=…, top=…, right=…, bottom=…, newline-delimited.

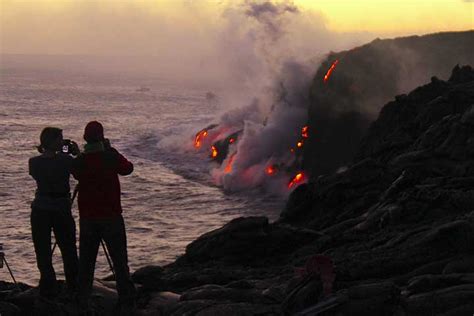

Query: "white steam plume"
left=199, top=1, right=371, bottom=195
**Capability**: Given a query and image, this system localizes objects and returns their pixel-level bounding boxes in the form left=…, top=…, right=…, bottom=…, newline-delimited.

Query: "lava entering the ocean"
left=225, top=153, right=237, bottom=173
left=194, top=130, right=208, bottom=148
left=194, top=122, right=310, bottom=192
left=194, top=124, right=219, bottom=149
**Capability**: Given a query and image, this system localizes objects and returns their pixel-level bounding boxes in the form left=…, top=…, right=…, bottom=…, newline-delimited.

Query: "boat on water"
left=136, top=87, right=151, bottom=92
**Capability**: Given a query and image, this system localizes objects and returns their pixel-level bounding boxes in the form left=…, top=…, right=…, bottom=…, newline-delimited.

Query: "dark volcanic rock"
left=0, top=301, right=21, bottom=315
left=184, top=216, right=321, bottom=263
left=112, top=64, right=474, bottom=315
left=305, top=31, right=474, bottom=177
left=180, top=284, right=271, bottom=304
left=132, top=265, right=164, bottom=289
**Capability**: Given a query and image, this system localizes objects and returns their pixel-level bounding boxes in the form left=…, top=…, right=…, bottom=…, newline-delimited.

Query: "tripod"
left=51, top=186, right=116, bottom=279
left=0, top=243, right=20, bottom=290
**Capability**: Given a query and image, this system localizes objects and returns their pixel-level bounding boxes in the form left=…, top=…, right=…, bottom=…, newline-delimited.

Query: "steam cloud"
left=245, top=1, right=299, bottom=41
left=197, top=1, right=371, bottom=195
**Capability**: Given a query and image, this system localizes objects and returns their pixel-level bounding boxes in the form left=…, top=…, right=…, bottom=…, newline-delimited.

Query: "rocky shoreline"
left=131, top=65, right=474, bottom=315
left=2, top=65, right=474, bottom=315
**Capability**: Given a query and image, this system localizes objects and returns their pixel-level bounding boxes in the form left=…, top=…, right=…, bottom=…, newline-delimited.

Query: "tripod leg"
left=51, top=241, right=57, bottom=255
left=3, top=257, right=17, bottom=284
left=3, top=257, right=20, bottom=291
left=100, top=240, right=115, bottom=278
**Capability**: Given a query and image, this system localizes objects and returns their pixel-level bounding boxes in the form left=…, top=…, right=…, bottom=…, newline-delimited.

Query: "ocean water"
left=0, top=68, right=283, bottom=285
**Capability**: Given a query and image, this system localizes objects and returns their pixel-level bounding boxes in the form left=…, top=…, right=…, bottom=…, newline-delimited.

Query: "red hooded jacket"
left=72, top=146, right=133, bottom=219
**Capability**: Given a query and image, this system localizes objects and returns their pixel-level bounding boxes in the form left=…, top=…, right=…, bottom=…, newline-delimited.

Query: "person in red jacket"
left=72, top=121, right=135, bottom=312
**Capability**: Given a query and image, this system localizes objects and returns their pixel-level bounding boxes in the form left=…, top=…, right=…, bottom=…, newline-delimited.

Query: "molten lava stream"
left=211, top=145, right=218, bottom=159
left=194, top=130, right=208, bottom=148
left=323, top=60, right=339, bottom=83
left=288, top=172, right=305, bottom=189
left=266, top=165, right=276, bottom=175
left=302, top=126, right=309, bottom=138
left=224, top=153, right=236, bottom=173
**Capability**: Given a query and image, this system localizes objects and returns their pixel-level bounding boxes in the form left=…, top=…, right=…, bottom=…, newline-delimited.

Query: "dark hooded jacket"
left=72, top=142, right=133, bottom=219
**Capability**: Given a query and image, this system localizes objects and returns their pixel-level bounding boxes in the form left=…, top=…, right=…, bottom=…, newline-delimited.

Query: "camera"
left=62, top=139, right=74, bottom=154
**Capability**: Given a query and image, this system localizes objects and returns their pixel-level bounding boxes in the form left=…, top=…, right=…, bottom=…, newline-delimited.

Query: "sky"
left=1, top=0, right=472, bottom=56
left=297, top=0, right=473, bottom=34
left=0, top=0, right=472, bottom=84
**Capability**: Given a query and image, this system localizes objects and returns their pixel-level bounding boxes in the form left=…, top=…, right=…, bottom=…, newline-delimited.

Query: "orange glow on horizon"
left=2, top=1, right=472, bottom=57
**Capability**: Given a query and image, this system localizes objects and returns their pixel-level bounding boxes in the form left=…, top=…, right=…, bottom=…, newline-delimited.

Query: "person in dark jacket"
left=72, top=121, right=135, bottom=311
left=29, top=127, right=80, bottom=299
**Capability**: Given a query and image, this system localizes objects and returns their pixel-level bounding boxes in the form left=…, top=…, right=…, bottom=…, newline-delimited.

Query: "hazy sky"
left=1, top=0, right=472, bottom=56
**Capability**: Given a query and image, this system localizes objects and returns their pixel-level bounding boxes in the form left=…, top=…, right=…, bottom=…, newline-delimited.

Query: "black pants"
left=31, top=206, right=79, bottom=298
left=78, top=216, right=135, bottom=305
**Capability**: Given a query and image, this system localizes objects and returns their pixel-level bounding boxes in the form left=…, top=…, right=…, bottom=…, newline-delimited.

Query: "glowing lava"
left=194, top=130, right=208, bottom=148
left=288, top=172, right=305, bottom=189
left=266, top=165, right=276, bottom=175
left=323, top=60, right=339, bottom=83
left=224, top=153, right=236, bottom=173
left=302, top=126, right=309, bottom=138
left=290, top=125, right=309, bottom=153
left=211, top=145, right=218, bottom=159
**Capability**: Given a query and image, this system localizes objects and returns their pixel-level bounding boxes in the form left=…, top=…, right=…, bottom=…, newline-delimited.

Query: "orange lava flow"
left=225, top=153, right=236, bottom=173
left=194, top=130, right=208, bottom=148
left=288, top=172, right=305, bottom=189
left=266, top=165, right=276, bottom=175
left=211, top=145, right=218, bottom=158
left=302, top=126, right=309, bottom=138
left=323, top=59, right=339, bottom=83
